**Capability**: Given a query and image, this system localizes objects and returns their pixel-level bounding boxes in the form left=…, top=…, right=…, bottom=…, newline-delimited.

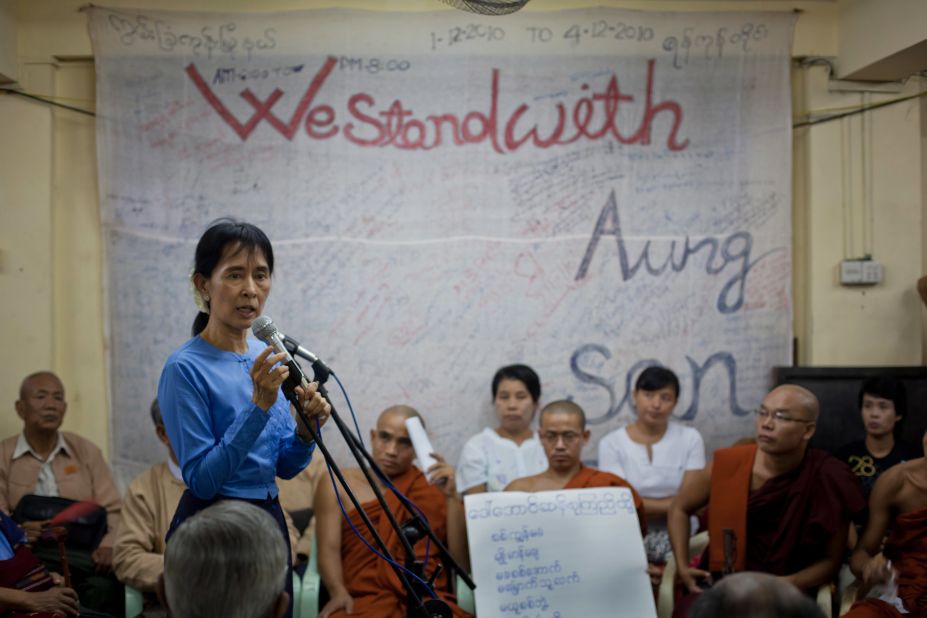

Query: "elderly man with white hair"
left=158, top=501, right=289, bottom=618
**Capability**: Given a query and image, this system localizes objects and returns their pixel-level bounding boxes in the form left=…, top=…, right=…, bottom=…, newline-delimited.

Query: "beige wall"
left=1, top=0, right=923, bottom=454
left=837, top=0, right=927, bottom=77
left=793, top=67, right=924, bottom=365
left=1, top=62, right=55, bottom=443
left=0, top=0, right=17, bottom=83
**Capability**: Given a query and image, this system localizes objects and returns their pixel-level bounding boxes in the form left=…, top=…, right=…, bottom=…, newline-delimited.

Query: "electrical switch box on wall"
left=839, top=259, right=883, bottom=286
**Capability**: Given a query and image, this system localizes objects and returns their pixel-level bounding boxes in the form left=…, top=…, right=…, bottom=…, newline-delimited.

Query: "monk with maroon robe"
left=315, top=406, right=470, bottom=618
left=505, top=400, right=646, bottom=533
left=667, top=385, right=865, bottom=616
left=845, top=429, right=927, bottom=618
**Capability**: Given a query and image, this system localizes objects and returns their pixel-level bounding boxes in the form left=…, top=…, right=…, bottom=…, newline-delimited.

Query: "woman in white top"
left=597, top=366, right=705, bottom=564
left=456, top=364, right=549, bottom=495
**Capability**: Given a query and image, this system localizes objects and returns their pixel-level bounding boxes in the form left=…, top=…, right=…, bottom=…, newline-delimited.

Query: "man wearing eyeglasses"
left=666, top=384, right=865, bottom=616
left=313, top=405, right=471, bottom=618
left=504, top=399, right=646, bottom=534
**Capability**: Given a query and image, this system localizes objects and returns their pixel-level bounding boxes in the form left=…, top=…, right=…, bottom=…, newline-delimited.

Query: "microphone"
left=280, top=332, right=333, bottom=384
left=281, top=333, right=323, bottom=364
left=251, top=315, right=310, bottom=401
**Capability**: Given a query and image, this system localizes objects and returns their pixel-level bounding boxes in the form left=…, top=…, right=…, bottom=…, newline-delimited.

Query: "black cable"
left=2, top=89, right=96, bottom=117
left=4, top=79, right=922, bottom=136
left=794, top=90, right=927, bottom=129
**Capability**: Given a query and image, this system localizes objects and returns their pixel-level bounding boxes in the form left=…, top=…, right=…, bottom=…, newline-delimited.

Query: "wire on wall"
left=0, top=89, right=96, bottom=117
left=840, top=115, right=853, bottom=260
left=3, top=79, right=924, bottom=128
left=794, top=89, right=927, bottom=129
left=863, top=91, right=875, bottom=258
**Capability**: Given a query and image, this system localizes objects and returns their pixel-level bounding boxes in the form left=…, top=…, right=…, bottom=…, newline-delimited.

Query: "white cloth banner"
left=465, top=488, right=654, bottom=617
left=88, top=7, right=794, bottom=482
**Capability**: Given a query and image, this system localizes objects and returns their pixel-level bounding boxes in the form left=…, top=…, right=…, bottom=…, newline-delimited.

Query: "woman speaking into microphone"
left=157, top=219, right=329, bottom=615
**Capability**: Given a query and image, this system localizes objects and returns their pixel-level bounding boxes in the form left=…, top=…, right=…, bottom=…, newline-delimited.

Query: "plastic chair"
left=657, top=531, right=709, bottom=618
left=298, top=541, right=321, bottom=618
left=125, top=585, right=144, bottom=618
left=837, top=562, right=859, bottom=617
left=289, top=572, right=304, bottom=618
left=456, top=575, right=475, bottom=614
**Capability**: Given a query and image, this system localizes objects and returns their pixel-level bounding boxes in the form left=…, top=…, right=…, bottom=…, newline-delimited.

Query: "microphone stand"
left=282, top=357, right=474, bottom=618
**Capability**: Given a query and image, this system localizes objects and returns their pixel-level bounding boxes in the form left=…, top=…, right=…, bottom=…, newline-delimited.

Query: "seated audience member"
left=689, top=572, right=823, bottom=618
left=112, top=399, right=186, bottom=593
left=506, top=400, right=646, bottom=533
left=114, top=399, right=304, bottom=598
left=315, top=406, right=470, bottom=618
left=667, top=385, right=865, bottom=616
left=456, top=364, right=548, bottom=495
left=844, top=429, right=927, bottom=618
left=159, top=500, right=289, bottom=618
left=0, top=509, right=80, bottom=617
left=836, top=376, right=918, bottom=499
left=0, top=371, right=122, bottom=615
left=277, top=455, right=326, bottom=569
left=598, top=366, right=705, bottom=564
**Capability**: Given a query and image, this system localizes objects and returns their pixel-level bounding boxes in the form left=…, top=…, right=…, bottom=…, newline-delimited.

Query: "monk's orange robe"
left=331, top=467, right=470, bottom=618
left=674, top=448, right=865, bottom=618
left=707, top=446, right=865, bottom=577
left=844, top=506, right=927, bottom=618
left=564, top=465, right=647, bottom=536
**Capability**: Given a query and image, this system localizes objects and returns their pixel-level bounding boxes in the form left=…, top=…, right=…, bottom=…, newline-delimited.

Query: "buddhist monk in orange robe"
left=504, top=400, right=646, bottom=533
left=315, top=406, right=470, bottom=618
left=667, top=385, right=865, bottom=617
left=845, top=430, right=927, bottom=618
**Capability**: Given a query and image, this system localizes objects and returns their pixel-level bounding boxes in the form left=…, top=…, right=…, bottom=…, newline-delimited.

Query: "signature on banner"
left=106, top=12, right=276, bottom=60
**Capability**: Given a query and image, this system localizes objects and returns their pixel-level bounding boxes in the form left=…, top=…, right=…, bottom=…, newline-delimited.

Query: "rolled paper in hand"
left=404, top=416, right=437, bottom=479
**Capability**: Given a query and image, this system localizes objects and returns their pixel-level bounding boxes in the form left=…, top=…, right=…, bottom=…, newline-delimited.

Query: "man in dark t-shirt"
left=836, top=376, right=918, bottom=499
left=836, top=439, right=919, bottom=498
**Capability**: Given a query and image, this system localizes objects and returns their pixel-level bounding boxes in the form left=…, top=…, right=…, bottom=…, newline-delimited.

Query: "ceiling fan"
left=437, top=0, right=532, bottom=16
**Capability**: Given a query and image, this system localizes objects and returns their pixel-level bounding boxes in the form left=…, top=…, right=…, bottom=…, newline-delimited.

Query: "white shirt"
left=597, top=422, right=705, bottom=498
left=456, top=427, right=548, bottom=493
left=167, top=457, right=184, bottom=481
left=12, top=433, right=69, bottom=497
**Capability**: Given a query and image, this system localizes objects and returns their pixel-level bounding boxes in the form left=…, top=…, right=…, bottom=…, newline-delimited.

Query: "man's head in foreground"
left=690, top=572, right=823, bottom=618
left=160, top=501, right=288, bottom=618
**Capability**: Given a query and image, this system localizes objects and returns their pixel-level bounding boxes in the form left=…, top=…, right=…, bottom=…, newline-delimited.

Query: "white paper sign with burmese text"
left=465, top=488, right=655, bottom=617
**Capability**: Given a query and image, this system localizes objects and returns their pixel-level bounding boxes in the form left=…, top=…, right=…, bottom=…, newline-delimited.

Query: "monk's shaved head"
left=539, top=400, right=586, bottom=430
left=691, top=572, right=822, bottom=618
left=771, top=384, right=819, bottom=421
left=19, top=371, right=63, bottom=401
left=378, top=405, right=424, bottom=429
